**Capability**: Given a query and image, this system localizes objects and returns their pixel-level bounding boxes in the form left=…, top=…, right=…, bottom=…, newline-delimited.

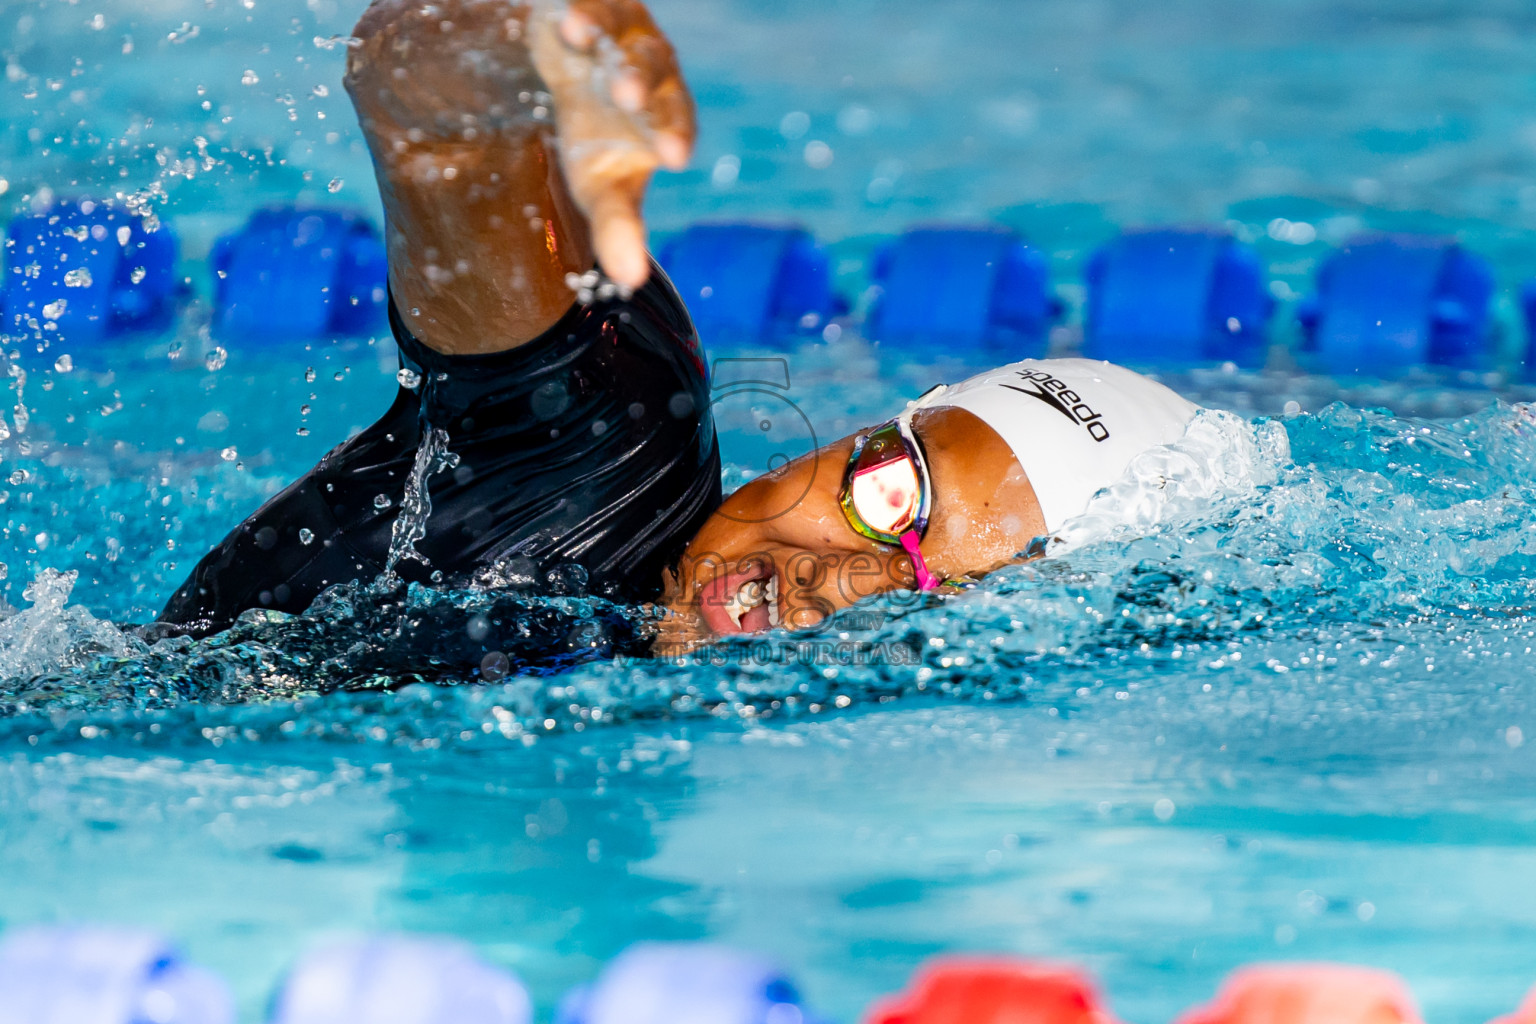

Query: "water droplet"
left=298, top=528, right=315, bottom=545
left=374, top=494, right=393, bottom=510
left=300, top=404, right=311, bottom=415
left=312, top=84, right=329, bottom=97
left=8, top=469, right=29, bottom=485
left=396, top=368, right=422, bottom=389
left=295, top=426, right=310, bottom=436
left=130, top=266, right=146, bottom=284
left=53, top=354, right=72, bottom=373
left=333, top=371, right=345, bottom=382
left=220, top=447, right=238, bottom=461
left=63, top=267, right=93, bottom=288
left=204, top=346, right=227, bottom=371
left=327, top=177, right=344, bottom=193
left=241, top=69, right=259, bottom=86
left=41, top=299, right=67, bottom=320
left=312, top=33, right=360, bottom=51
left=779, top=110, right=810, bottom=139
left=304, top=367, right=317, bottom=383
left=711, top=154, right=741, bottom=188
left=480, top=651, right=510, bottom=681
left=803, top=140, right=834, bottom=169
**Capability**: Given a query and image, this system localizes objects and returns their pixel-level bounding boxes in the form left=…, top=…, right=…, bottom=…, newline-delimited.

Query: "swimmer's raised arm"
left=162, top=0, right=713, bottom=636
left=344, top=0, right=695, bottom=354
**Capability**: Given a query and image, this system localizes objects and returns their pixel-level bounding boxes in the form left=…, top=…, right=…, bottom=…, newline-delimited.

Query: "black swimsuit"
left=159, top=269, right=721, bottom=637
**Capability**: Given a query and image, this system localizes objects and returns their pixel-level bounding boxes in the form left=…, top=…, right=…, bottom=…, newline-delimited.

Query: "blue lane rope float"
left=866, top=226, right=1060, bottom=356
left=555, top=943, right=824, bottom=1024
left=1296, top=233, right=1495, bottom=375
left=1083, top=227, right=1273, bottom=368
left=0, top=925, right=234, bottom=1024
left=211, top=206, right=389, bottom=341
left=0, top=203, right=1520, bottom=379
left=655, top=222, right=843, bottom=345
left=266, top=935, right=532, bottom=1024
left=0, top=199, right=181, bottom=344
left=1521, top=280, right=1536, bottom=379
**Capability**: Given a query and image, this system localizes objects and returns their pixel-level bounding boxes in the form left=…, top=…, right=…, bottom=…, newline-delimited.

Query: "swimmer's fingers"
left=531, top=0, right=693, bottom=286
left=560, top=0, right=656, bottom=54
left=560, top=0, right=695, bottom=169
left=604, top=14, right=695, bottom=167
left=572, top=155, right=655, bottom=291
left=558, top=0, right=618, bottom=50
left=644, top=76, right=696, bottom=170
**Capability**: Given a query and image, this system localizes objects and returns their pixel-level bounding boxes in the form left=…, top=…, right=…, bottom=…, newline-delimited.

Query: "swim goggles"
left=839, top=386, right=949, bottom=592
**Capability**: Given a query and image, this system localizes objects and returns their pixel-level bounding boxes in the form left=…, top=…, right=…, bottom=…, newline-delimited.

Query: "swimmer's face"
left=660, top=431, right=917, bottom=641
left=660, top=408, right=1045, bottom=643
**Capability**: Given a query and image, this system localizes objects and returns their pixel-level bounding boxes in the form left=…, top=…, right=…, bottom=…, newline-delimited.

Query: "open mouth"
left=698, top=564, right=781, bottom=635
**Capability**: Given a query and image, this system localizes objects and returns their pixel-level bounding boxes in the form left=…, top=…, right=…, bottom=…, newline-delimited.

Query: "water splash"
left=382, top=426, right=460, bottom=578
left=0, top=569, right=140, bottom=683
left=4, top=398, right=1536, bottom=754
left=9, top=363, right=28, bottom=436
left=1051, top=409, right=1291, bottom=554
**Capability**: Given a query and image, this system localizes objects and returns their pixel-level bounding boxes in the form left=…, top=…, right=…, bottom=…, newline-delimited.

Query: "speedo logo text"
left=1001, top=369, right=1111, bottom=442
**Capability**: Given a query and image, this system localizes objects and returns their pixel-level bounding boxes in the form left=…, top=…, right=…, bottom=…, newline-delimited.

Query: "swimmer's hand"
left=528, top=0, right=696, bottom=291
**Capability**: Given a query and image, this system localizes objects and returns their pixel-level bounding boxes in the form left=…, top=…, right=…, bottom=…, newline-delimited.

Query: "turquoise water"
left=3, top=0, right=1536, bottom=1021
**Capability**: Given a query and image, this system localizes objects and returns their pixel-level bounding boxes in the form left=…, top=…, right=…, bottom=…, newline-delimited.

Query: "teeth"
left=723, top=576, right=777, bottom=630
left=724, top=593, right=746, bottom=629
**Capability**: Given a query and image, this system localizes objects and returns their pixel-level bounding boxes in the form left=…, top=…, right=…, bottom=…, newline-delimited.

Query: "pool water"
left=3, top=0, right=1536, bottom=1021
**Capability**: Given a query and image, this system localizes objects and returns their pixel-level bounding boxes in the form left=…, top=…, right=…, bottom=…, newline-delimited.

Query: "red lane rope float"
left=862, top=957, right=1119, bottom=1024
left=1491, top=987, right=1536, bottom=1024
left=1175, top=964, right=1423, bottom=1024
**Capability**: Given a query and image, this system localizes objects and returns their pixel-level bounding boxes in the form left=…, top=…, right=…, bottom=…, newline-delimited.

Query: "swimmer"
left=161, top=0, right=720, bottom=635
left=164, top=0, right=1207, bottom=649
left=660, top=358, right=1199, bottom=640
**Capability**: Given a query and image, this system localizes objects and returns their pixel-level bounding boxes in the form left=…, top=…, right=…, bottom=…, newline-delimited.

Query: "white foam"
left=1047, top=409, right=1292, bottom=554
left=0, top=569, right=138, bottom=682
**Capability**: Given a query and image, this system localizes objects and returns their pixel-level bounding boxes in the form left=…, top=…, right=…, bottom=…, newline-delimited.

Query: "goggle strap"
left=841, top=383, right=951, bottom=591
left=895, top=410, right=936, bottom=539
left=900, top=530, right=941, bottom=592
left=898, top=382, right=951, bottom=430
